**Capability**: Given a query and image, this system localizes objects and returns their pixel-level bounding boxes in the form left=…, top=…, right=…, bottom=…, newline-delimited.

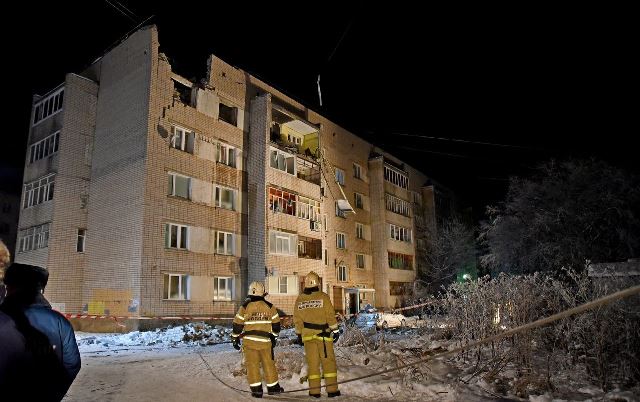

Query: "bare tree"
left=480, top=159, right=640, bottom=274
left=420, top=216, right=476, bottom=292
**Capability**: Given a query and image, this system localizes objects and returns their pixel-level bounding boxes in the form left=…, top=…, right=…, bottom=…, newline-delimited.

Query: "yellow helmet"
left=304, top=271, right=320, bottom=289
left=248, top=281, right=266, bottom=296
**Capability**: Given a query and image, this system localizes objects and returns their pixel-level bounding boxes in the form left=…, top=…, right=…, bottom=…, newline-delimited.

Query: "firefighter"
left=294, top=271, right=341, bottom=398
left=232, top=281, right=284, bottom=398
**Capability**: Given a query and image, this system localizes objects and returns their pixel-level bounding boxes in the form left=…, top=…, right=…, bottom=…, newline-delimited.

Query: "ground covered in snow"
left=64, top=322, right=639, bottom=402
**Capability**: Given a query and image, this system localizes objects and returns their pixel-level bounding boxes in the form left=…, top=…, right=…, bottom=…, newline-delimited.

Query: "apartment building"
left=15, top=25, right=443, bottom=317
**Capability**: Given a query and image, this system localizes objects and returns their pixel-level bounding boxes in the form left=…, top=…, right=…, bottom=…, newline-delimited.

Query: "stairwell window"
left=335, top=168, right=345, bottom=186
left=165, top=223, right=189, bottom=250
left=356, top=254, right=365, bottom=269
left=338, top=264, right=348, bottom=282
left=356, top=223, right=364, bottom=240
left=76, top=229, right=86, bottom=253
left=216, top=231, right=235, bottom=255
left=336, top=232, right=346, bottom=249
left=214, top=277, right=234, bottom=301
left=163, top=274, right=190, bottom=300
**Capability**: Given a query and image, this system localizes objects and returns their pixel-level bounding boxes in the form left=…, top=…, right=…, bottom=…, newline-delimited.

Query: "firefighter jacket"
left=232, top=296, right=280, bottom=349
left=293, top=288, right=339, bottom=342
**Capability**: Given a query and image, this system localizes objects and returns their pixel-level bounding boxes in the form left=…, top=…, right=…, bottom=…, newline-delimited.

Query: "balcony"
left=298, top=236, right=322, bottom=260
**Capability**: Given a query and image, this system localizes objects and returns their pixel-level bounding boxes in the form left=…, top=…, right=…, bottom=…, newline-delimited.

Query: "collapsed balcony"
left=269, top=104, right=321, bottom=185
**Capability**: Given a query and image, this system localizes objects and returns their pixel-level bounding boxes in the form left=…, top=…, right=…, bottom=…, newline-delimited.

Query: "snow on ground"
left=67, top=322, right=639, bottom=401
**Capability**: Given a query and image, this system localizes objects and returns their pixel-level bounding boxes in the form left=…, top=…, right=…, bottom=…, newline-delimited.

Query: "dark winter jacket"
left=0, top=293, right=81, bottom=401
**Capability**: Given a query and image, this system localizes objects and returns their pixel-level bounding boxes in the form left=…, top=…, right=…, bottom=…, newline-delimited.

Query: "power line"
left=103, top=0, right=136, bottom=22
left=390, top=132, right=550, bottom=151
left=111, top=0, right=138, bottom=20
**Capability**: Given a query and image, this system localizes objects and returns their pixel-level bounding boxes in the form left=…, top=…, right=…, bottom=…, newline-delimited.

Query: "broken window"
left=165, top=223, right=188, bottom=250
left=297, top=236, right=322, bottom=260
left=215, top=186, right=236, bottom=210
left=167, top=172, right=191, bottom=199
left=389, top=223, right=412, bottom=243
left=214, top=277, right=234, bottom=301
left=296, top=157, right=320, bottom=185
left=216, top=231, right=235, bottom=255
left=77, top=229, right=86, bottom=253
left=335, top=201, right=346, bottom=218
left=163, top=274, right=190, bottom=300
left=268, top=187, right=296, bottom=216
left=175, top=83, right=191, bottom=104
left=269, top=147, right=295, bottom=175
left=218, top=102, right=237, bottom=126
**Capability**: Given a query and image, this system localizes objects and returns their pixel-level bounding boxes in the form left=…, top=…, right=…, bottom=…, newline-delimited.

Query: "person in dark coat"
left=0, top=263, right=81, bottom=401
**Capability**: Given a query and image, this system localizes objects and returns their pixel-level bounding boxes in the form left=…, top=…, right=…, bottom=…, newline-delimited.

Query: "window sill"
left=162, top=299, right=190, bottom=302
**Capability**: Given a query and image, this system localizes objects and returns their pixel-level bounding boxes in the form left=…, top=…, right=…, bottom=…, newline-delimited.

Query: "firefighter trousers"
left=243, top=344, right=279, bottom=389
left=304, top=339, right=338, bottom=395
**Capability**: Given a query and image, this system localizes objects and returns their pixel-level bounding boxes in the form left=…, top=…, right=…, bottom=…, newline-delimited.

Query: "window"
left=33, top=88, right=64, bottom=125
left=22, top=174, right=55, bottom=209
left=355, top=223, right=364, bottom=240
left=76, top=229, right=86, bottom=253
left=383, top=165, right=408, bottom=189
left=171, top=126, right=193, bottom=152
left=267, top=275, right=298, bottom=295
left=297, top=236, right=322, bottom=260
left=388, top=252, right=413, bottom=270
left=389, top=224, right=412, bottom=243
left=163, top=274, right=189, bottom=300
left=269, top=230, right=297, bottom=256
left=412, top=191, right=422, bottom=206
left=324, top=248, right=328, bottom=265
left=215, top=186, right=236, bottom=210
left=336, top=232, right=346, bottom=249
left=390, top=281, right=410, bottom=296
left=335, top=201, right=346, bottom=218
left=335, top=168, right=345, bottom=186
left=216, top=143, right=237, bottom=168
left=269, top=147, right=295, bottom=175
left=218, top=102, right=238, bottom=126
left=269, top=187, right=296, bottom=216
left=353, top=163, right=362, bottom=179
left=297, top=196, right=320, bottom=221
left=356, top=254, right=365, bottom=269
left=167, top=172, right=191, bottom=199
left=338, top=264, right=348, bottom=282
left=214, top=277, right=234, bottom=301
left=385, top=193, right=411, bottom=217
left=29, top=131, right=60, bottom=164
left=354, top=192, right=364, bottom=209
left=165, top=223, right=188, bottom=250
left=216, top=231, right=235, bottom=255
left=18, top=223, right=50, bottom=253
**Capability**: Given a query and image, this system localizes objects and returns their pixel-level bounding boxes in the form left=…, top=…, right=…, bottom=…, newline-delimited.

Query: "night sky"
left=2, top=2, right=637, bottom=222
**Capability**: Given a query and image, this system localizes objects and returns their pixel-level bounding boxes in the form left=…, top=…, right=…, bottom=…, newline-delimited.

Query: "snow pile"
left=76, top=322, right=234, bottom=350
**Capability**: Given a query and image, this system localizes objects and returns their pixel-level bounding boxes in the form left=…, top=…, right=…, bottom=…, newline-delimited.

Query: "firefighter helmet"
left=248, top=281, right=266, bottom=296
left=304, top=271, right=320, bottom=289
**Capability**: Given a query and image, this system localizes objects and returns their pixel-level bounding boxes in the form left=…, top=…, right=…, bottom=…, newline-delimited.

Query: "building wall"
left=0, top=192, right=20, bottom=264
left=82, top=27, right=154, bottom=316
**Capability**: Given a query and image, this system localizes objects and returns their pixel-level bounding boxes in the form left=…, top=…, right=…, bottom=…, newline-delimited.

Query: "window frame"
left=213, top=276, right=234, bottom=301
left=167, top=172, right=192, bottom=199
left=355, top=223, right=365, bottom=240
left=215, top=185, right=236, bottom=210
left=166, top=223, right=189, bottom=250
left=76, top=228, right=86, bottom=253
left=335, top=168, right=345, bottom=186
left=216, top=142, right=237, bottom=168
left=163, top=273, right=190, bottom=300
left=216, top=231, right=235, bottom=255
left=356, top=253, right=365, bottom=269
left=337, top=264, right=348, bottom=282
left=353, top=163, right=362, bottom=180
left=336, top=232, right=346, bottom=249
left=354, top=192, right=364, bottom=209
